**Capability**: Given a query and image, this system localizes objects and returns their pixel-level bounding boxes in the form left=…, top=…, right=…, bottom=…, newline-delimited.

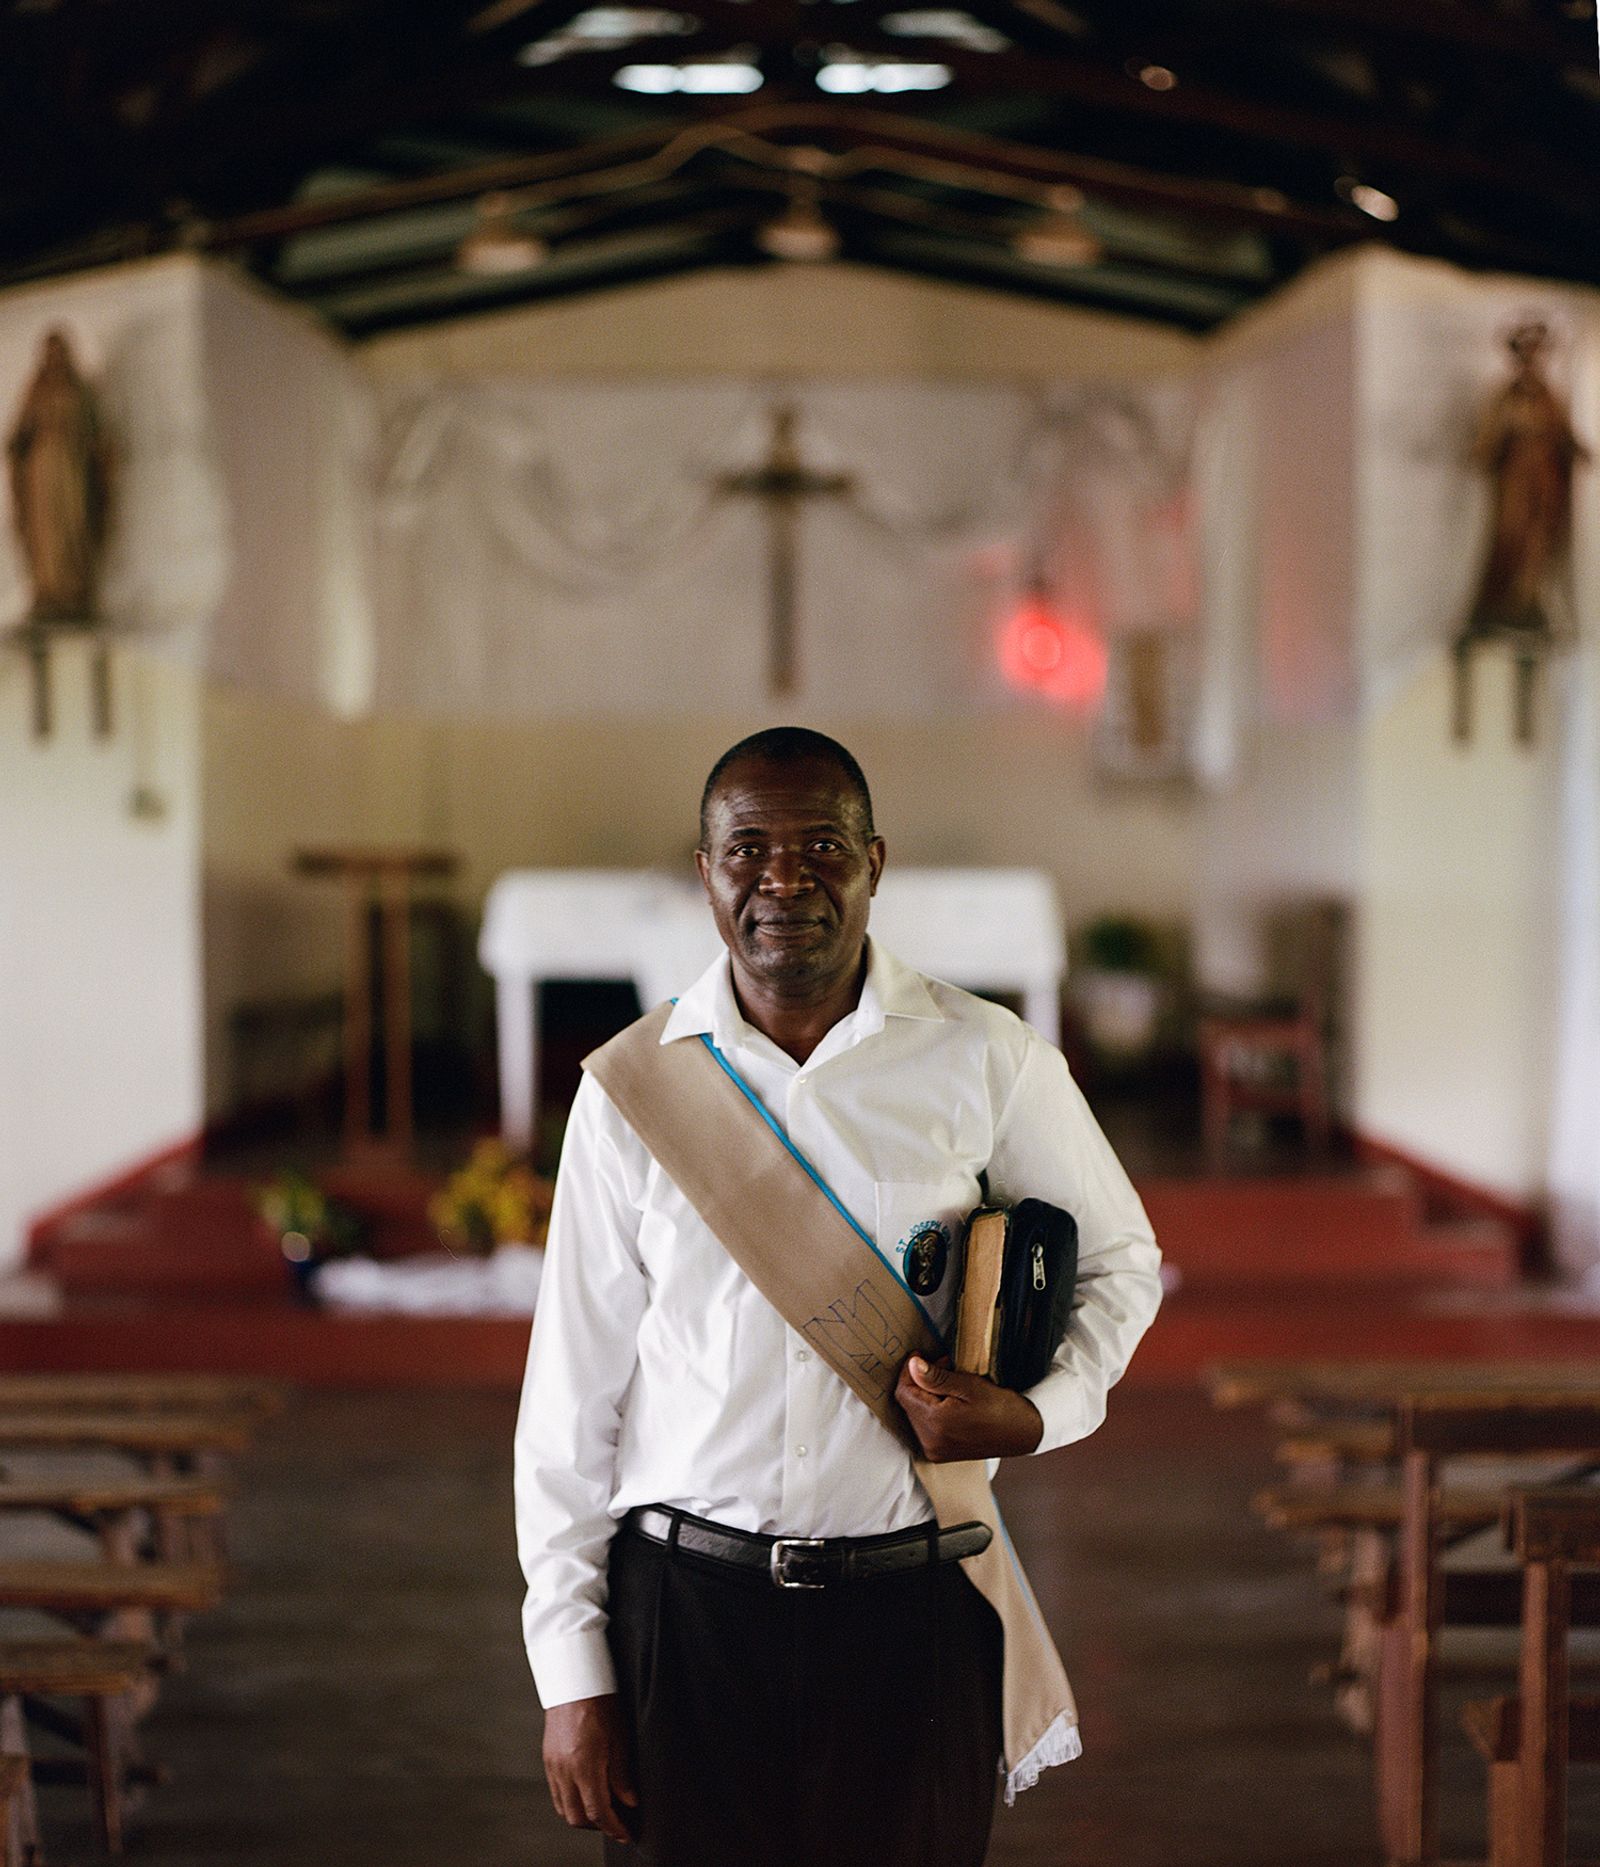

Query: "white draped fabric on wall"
left=369, top=378, right=1197, bottom=718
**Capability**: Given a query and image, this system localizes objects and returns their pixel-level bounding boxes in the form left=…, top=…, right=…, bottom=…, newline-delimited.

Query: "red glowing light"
left=1021, top=622, right=1063, bottom=670
left=999, top=594, right=1107, bottom=708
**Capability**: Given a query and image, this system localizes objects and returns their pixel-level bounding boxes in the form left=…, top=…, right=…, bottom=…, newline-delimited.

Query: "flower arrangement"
left=429, top=1140, right=553, bottom=1256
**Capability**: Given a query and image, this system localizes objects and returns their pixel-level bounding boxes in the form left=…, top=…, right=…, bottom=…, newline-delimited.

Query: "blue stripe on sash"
left=693, top=1028, right=948, bottom=1350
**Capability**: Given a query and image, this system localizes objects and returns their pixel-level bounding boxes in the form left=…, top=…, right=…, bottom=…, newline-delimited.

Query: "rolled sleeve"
left=513, top=1073, right=649, bottom=1708
left=987, top=1037, right=1163, bottom=1456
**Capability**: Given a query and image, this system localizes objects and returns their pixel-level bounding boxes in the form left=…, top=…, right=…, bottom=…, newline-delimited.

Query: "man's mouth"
left=752, top=917, right=826, bottom=942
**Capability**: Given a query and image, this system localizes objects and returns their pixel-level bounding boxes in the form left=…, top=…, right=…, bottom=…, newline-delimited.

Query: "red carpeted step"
left=36, top=1208, right=289, bottom=1297
left=32, top=1169, right=444, bottom=1300
left=1135, top=1174, right=1518, bottom=1289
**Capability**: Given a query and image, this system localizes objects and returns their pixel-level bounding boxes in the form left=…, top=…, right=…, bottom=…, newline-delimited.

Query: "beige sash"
left=584, top=1004, right=1079, bottom=1802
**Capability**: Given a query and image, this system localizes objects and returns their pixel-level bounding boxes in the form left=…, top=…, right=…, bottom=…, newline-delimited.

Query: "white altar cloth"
left=479, top=867, right=1065, bottom=1149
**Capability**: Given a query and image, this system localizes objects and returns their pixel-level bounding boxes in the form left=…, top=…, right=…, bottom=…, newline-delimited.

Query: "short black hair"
left=698, top=727, right=875, bottom=850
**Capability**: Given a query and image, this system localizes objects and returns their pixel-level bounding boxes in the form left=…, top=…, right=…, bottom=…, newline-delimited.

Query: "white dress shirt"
left=514, top=941, right=1162, bottom=1709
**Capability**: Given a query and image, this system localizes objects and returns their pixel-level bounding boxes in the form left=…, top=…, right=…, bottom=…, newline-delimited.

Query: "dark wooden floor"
left=21, top=1385, right=1401, bottom=1867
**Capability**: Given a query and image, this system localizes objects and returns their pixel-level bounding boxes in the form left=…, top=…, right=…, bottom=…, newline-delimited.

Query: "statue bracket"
left=5, top=616, right=115, bottom=741
left=1449, top=616, right=1567, bottom=748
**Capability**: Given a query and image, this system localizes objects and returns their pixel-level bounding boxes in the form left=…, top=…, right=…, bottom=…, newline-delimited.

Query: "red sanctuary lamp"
left=998, top=588, right=1108, bottom=708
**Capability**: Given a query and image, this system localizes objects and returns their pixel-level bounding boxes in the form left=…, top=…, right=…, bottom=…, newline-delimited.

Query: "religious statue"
left=5, top=328, right=116, bottom=735
left=1453, top=320, right=1590, bottom=744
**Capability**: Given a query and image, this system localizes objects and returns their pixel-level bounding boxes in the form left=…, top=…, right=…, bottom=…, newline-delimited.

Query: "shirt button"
left=795, top=1444, right=808, bottom=1458
left=795, top=1349, right=811, bottom=1362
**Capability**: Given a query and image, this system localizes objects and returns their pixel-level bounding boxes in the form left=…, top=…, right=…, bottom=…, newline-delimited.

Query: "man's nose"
left=759, top=850, right=813, bottom=894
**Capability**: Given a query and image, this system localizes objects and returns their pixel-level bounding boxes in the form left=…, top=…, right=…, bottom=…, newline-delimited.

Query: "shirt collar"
left=659, top=937, right=943, bottom=1050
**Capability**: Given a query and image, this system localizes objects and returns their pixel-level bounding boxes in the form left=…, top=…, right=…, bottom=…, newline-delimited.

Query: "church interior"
left=1, top=2, right=1599, bottom=1862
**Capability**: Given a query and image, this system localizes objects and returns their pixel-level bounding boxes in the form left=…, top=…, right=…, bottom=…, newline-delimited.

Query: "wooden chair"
left=0, top=1641, right=156, bottom=1856
left=1463, top=1490, right=1600, bottom=1867
left=1196, top=899, right=1344, bottom=1153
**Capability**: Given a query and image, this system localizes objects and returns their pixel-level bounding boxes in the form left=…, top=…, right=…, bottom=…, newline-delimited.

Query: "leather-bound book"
left=954, top=1206, right=1010, bottom=1376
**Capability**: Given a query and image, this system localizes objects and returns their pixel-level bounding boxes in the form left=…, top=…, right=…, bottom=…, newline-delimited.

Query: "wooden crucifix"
left=716, top=404, right=852, bottom=696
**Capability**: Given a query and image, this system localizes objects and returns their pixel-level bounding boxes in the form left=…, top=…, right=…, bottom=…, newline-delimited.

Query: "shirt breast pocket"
left=873, top=1177, right=977, bottom=1348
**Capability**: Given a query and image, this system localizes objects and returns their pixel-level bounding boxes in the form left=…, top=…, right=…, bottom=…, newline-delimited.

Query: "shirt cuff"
left=529, top=1631, right=618, bottom=1709
left=1023, top=1367, right=1097, bottom=1455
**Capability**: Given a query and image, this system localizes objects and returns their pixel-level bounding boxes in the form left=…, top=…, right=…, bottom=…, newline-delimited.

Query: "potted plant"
left=1072, top=915, right=1167, bottom=1067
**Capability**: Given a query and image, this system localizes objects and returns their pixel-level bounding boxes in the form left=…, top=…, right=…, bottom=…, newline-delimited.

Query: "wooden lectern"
left=292, top=846, right=458, bottom=1165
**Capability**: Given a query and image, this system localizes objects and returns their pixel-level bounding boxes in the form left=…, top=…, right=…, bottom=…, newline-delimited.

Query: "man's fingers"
left=578, top=1771, right=631, bottom=1844
left=610, top=1750, right=640, bottom=1809
left=548, top=1769, right=593, bottom=1831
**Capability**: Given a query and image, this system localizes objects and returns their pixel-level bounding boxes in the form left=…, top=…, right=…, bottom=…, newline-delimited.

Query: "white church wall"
left=1190, top=256, right=1364, bottom=1016
left=1355, top=656, right=1561, bottom=1200
left=0, top=259, right=215, bottom=1266
left=195, top=268, right=1208, bottom=1115
left=359, top=263, right=1199, bottom=385
left=196, top=264, right=377, bottom=715
left=1346, top=251, right=1599, bottom=1203
left=0, top=646, right=204, bottom=1265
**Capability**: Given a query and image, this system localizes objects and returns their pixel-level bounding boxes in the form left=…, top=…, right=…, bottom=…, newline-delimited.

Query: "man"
left=515, top=727, right=1161, bottom=1866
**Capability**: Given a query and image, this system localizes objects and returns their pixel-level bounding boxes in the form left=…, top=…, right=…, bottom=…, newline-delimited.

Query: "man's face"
left=696, top=756, right=885, bottom=997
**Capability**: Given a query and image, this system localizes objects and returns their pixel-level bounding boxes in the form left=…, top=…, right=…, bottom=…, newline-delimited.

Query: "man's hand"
left=895, top=1354, right=1044, bottom=1462
left=542, top=1694, right=639, bottom=1844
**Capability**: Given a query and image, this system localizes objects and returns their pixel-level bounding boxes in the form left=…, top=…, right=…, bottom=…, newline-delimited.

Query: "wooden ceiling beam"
left=326, top=213, right=762, bottom=337
left=190, top=102, right=1360, bottom=259
left=265, top=165, right=1277, bottom=299
left=762, top=30, right=1599, bottom=209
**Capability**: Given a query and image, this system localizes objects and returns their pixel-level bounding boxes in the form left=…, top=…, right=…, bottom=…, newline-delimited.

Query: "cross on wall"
left=715, top=404, right=854, bottom=698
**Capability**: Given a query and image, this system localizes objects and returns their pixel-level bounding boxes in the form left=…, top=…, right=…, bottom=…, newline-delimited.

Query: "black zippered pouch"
left=992, top=1198, right=1079, bottom=1390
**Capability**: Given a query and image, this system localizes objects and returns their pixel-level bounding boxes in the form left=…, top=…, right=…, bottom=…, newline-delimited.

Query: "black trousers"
left=601, top=1521, right=1004, bottom=1867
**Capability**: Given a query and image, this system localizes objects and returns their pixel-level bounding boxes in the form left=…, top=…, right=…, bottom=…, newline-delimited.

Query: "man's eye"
left=729, top=844, right=762, bottom=859
left=811, top=840, right=842, bottom=854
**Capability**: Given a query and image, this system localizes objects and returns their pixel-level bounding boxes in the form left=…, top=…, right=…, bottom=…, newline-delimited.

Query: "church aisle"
left=31, top=1389, right=1391, bottom=1864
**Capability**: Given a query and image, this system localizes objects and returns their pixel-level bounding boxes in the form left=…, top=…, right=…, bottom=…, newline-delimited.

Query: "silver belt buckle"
left=769, top=1536, right=828, bottom=1589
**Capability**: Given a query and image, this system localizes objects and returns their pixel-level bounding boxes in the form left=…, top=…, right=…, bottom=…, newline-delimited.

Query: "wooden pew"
left=1462, top=1490, right=1600, bottom=1867
left=0, top=1374, right=284, bottom=1418
left=1382, top=1395, right=1600, bottom=1867
left=0, top=1642, right=155, bottom=1856
left=0, top=1475, right=227, bottom=1564
left=0, top=1410, right=255, bottom=1476
left=1254, top=1483, right=1505, bottom=1535
left=0, top=1560, right=224, bottom=1627
left=1210, top=1361, right=1600, bottom=1414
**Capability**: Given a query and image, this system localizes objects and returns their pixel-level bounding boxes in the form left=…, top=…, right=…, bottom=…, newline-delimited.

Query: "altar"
left=479, top=868, right=1067, bottom=1148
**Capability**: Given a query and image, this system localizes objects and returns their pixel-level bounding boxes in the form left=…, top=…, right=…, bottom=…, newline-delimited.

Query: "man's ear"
left=694, top=847, right=712, bottom=898
left=867, top=836, right=886, bottom=895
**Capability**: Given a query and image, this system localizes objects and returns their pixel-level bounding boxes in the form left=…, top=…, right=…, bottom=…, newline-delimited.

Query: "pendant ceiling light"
left=1013, top=185, right=1100, bottom=269
left=756, top=182, right=840, bottom=262
left=457, top=192, right=548, bottom=274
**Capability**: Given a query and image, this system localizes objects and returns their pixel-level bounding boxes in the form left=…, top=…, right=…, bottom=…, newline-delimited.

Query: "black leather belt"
left=621, top=1504, right=992, bottom=1589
